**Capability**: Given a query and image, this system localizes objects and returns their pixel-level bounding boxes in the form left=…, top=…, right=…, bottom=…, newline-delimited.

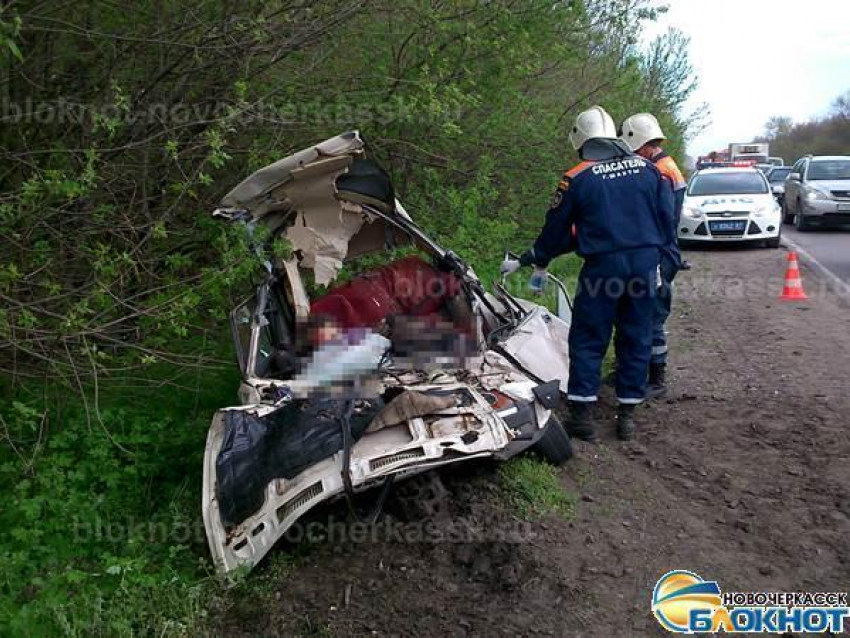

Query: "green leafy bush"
left=0, top=373, right=239, bottom=635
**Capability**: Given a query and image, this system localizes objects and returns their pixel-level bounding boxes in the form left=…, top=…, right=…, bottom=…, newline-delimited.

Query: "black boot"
left=566, top=401, right=596, bottom=442
left=616, top=404, right=636, bottom=441
left=646, top=363, right=667, bottom=399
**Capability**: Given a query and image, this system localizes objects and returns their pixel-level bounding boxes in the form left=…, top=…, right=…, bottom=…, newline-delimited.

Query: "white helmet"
left=569, top=105, right=618, bottom=150
left=620, top=112, right=666, bottom=151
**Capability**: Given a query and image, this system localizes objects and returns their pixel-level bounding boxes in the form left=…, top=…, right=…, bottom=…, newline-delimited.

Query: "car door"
left=797, top=159, right=811, bottom=210
left=203, top=277, right=309, bottom=573
left=798, top=159, right=809, bottom=190
left=786, top=159, right=804, bottom=206
left=490, top=270, right=572, bottom=393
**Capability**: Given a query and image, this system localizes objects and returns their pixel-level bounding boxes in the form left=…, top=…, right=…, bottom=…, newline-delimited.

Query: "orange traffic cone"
left=780, top=252, right=809, bottom=301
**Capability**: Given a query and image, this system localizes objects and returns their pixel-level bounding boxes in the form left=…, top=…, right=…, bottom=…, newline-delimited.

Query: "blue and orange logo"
left=651, top=570, right=850, bottom=634
left=653, top=571, right=723, bottom=632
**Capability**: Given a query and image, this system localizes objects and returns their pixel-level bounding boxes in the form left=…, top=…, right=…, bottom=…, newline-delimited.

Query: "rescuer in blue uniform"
left=501, top=106, right=677, bottom=441
left=620, top=113, right=687, bottom=399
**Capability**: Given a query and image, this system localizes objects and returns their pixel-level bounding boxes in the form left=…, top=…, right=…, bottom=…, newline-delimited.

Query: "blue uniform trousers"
left=651, top=275, right=673, bottom=365
left=567, top=247, right=658, bottom=404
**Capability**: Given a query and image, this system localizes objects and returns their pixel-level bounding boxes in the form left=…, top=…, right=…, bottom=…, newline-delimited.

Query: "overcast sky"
left=642, top=0, right=850, bottom=157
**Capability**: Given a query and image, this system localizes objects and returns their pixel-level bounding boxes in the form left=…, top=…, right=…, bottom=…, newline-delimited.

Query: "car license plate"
left=838, top=203, right=850, bottom=212
left=709, top=221, right=746, bottom=232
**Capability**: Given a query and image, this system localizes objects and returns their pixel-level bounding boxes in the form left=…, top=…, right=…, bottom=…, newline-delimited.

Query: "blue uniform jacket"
left=524, top=155, right=678, bottom=268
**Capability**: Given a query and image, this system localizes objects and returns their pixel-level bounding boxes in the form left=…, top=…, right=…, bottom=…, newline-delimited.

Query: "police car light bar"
left=696, top=160, right=757, bottom=169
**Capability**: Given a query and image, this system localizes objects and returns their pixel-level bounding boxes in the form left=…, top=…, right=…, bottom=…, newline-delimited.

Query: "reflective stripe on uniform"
left=560, top=162, right=596, bottom=237
left=564, top=160, right=597, bottom=180
left=652, top=345, right=668, bottom=355
left=567, top=394, right=598, bottom=403
left=617, top=397, right=645, bottom=405
left=655, top=156, right=687, bottom=191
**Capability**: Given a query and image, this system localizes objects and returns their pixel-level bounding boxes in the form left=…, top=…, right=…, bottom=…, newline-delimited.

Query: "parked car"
left=678, top=167, right=782, bottom=248
left=765, top=166, right=792, bottom=206
left=203, top=131, right=575, bottom=574
left=782, top=155, right=850, bottom=230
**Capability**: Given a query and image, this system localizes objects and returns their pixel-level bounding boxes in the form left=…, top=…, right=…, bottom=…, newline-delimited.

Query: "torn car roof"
left=215, top=131, right=412, bottom=285
left=219, top=131, right=366, bottom=220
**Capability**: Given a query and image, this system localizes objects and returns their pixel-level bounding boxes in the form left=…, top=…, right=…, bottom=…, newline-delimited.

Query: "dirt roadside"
left=211, top=246, right=850, bottom=637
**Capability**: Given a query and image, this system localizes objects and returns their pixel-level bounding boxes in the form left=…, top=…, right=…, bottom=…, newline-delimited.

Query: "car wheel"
left=533, top=416, right=573, bottom=465
left=782, top=199, right=793, bottom=224
left=794, top=201, right=811, bottom=231
left=766, top=236, right=781, bottom=249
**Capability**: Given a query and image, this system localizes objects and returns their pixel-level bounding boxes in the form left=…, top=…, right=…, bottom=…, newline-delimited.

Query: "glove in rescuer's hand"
left=500, top=257, right=521, bottom=275
left=529, top=268, right=547, bottom=295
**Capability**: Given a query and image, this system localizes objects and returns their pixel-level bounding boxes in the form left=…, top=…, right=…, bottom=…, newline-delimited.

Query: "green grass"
left=0, top=371, right=242, bottom=637
left=497, top=457, right=576, bottom=521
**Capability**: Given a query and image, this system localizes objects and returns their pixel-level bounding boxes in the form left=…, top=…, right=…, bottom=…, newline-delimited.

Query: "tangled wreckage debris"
left=203, top=132, right=576, bottom=574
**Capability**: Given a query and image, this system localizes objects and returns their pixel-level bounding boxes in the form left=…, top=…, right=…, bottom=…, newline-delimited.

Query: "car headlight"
left=806, top=188, right=830, bottom=201
left=683, top=206, right=703, bottom=219
left=755, top=205, right=778, bottom=217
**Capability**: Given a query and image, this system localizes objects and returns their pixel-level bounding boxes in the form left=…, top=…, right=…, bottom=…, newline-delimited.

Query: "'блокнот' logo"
left=653, top=571, right=724, bottom=632
left=652, top=570, right=849, bottom=634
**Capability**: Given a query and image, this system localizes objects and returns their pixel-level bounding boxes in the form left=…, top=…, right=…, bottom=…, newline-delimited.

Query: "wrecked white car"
left=203, top=131, right=575, bottom=574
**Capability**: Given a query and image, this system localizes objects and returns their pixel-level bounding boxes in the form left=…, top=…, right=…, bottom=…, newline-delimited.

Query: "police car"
left=678, top=167, right=782, bottom=248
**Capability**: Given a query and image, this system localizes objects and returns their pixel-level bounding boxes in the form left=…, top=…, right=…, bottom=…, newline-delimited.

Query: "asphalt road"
left=783, top=224, right=850, bottom=283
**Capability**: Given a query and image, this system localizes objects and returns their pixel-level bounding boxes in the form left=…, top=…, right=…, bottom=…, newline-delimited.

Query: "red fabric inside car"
left=310, top=256, right=463, bottom=330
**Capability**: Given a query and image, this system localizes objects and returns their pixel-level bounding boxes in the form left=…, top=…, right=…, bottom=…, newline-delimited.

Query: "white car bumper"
left=678, top=214, right=781, bottom=243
